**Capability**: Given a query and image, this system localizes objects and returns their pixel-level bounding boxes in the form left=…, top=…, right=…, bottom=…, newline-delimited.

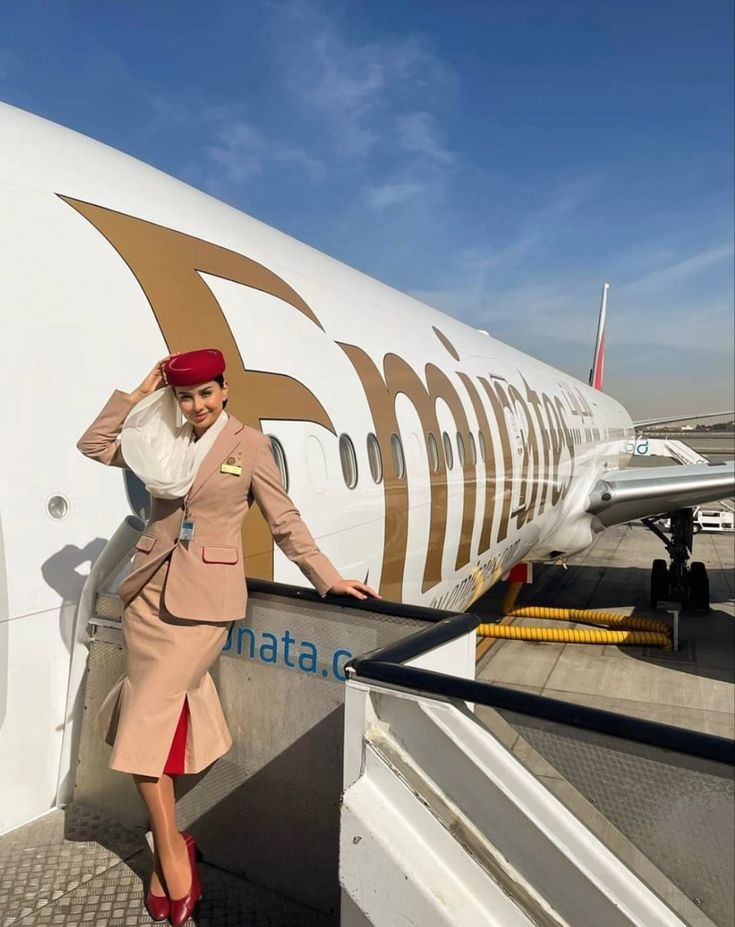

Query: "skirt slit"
left=163, top=696, right=190, bottom=775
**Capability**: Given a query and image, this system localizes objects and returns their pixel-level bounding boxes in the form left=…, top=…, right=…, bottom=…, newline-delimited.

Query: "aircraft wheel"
left=650, top=559, right=670, bottom=607
left=693, top=523, right=703, bottom=534
left=688, top=561, right=710, bottom=612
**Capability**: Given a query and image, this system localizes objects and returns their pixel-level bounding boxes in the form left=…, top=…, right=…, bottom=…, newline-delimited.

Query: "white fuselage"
left=0, top=102, right=634, bottom=832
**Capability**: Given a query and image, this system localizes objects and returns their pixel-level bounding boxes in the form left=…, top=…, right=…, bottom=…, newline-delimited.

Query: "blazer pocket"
left=202, top=546, right=239, bottom=565
left=136, top=534, right=157, bottom=553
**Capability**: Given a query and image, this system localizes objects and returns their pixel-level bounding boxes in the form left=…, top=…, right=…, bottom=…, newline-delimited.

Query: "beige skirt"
left=96, top=557, right=233, bottom=777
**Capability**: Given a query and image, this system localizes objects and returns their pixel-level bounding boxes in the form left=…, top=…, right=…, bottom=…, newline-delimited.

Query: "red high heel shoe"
left=144, top=883, right=169, bottom=922
left=169, top=831, right=202, bottom=927
left=144, top=858, right=169, bottom=922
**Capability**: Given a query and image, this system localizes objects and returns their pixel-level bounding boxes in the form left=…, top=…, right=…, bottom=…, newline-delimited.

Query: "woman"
left=77, top=348, right=378, bottom=926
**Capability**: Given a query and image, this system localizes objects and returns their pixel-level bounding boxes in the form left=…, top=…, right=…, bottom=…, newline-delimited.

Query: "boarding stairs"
left=1, top=518, right=733, bottom=926
left=633, top=436, right=710, bottom=465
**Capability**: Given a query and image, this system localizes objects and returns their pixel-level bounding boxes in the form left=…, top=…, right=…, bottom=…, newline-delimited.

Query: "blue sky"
left=1, top=0, right=733, bottom=417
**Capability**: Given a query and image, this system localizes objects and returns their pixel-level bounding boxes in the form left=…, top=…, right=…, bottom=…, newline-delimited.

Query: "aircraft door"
left=504, top=406, right=525, bottom=515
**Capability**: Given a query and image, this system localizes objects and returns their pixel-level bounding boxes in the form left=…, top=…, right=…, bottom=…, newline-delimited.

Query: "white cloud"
left=459, top=178, right=593, bottom=273
left=204, top=119, right=266, bottom=183
left=143, top=95, right=325, bottom=188
left=396, top=112, right=454, bottom=165
left=619, top=242, right=734, bottom=292
left=307, top=34, right=449, bottom=157
left=271, top=146, right=326, bottom=181
left=271, top=0, right=456, bottom=160
left=145, top=91, right=190, bottom=131
left=368, top=181, right=425, bottom=210
left=144, top=2, right=457, bottom=223
left=412, top=237, right=735, bottom=368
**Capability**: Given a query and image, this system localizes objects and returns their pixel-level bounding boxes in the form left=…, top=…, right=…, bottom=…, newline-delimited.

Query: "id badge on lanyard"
left=179, top=495, right=195, bottom=541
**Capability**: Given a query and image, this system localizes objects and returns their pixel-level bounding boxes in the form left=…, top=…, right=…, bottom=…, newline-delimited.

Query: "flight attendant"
left=77, top=348, right=378, bottom=926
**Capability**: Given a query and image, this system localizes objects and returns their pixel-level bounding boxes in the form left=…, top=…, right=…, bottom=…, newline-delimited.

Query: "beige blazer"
left=77, top=390, right=342, bottom=622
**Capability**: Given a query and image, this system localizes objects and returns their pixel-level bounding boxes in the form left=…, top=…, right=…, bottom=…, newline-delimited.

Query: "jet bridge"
left=30, top=517, right=735, bottom=926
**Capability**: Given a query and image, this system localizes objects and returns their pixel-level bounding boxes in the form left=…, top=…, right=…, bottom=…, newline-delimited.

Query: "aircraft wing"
left=586, top=461, right=735, bottom=527
left=634, top=410, right=733, bottom=428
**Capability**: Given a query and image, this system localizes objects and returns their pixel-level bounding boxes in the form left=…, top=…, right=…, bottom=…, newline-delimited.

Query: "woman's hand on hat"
left=327, top=579, right=381, bottom=600
left=128, top=355, right=179, bottom=403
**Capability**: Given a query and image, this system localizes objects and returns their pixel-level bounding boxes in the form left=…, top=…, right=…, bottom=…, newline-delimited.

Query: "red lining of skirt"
left=163, top=697, right=189, bottom=774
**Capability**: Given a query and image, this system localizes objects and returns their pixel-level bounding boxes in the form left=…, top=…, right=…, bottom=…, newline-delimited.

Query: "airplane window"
left=268, top=436, right=289, bottom=491
left=442, top=431, right=454, bottom=470
left=456, top=432, right=466, bottom=467
left=467, top=431, right=477, bottom=465
left=426, top=432, right=440, bottom=472
left=478, top=430, right=487, bottom=462
left=124, top=469, right=150, bottom=521
left=367, top=433, right=383, bottom=483
left=339, top=434, right=358, bottom=489
left=390, top=433, right=406, bottom=479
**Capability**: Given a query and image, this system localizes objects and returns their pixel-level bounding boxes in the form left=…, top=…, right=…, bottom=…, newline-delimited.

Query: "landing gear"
left=642, top=508, right=710, bottom=612
left=688, top=561, right=710, bottom=612
left=650, top=559, right=669, bottom=607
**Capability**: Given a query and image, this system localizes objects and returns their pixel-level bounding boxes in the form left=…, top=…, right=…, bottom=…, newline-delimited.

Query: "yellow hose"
left=478, top=581, right=672, bottom=648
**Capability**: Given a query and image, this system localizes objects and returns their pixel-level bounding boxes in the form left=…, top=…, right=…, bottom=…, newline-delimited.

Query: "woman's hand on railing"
left=127, top=355, right=178, bottom=403
left=327, top=579, right=381, bottom=600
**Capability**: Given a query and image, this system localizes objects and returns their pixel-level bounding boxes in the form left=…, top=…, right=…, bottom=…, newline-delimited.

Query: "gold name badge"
left=221, top=463, right=242, bottom=476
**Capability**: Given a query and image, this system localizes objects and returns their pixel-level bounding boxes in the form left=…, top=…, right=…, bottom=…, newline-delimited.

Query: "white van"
left=693, top=507, right=735, bottom=533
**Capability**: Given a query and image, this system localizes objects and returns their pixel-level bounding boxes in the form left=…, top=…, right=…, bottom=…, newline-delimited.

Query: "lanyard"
left=179, top=492, right=195, bottom=541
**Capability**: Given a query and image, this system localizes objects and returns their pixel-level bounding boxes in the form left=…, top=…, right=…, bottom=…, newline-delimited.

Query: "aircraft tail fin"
left=589, top=282, right=609, bottom=390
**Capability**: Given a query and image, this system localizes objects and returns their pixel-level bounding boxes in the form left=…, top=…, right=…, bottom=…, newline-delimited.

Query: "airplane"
left=1, top=101, right=733, bottom=832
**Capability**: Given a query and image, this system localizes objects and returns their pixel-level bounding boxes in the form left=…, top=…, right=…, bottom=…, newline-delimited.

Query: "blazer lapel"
left=187, top=415, right=245, bottom=502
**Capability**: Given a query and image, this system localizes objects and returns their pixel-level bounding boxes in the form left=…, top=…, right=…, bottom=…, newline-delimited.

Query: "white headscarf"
left=118, top=388, right=229, bottom=499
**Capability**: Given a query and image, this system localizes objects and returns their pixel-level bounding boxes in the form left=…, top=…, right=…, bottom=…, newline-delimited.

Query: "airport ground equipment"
left=631, top=436, right=710, bottom=466
left=693, top=506, right=735, bottom=533
left=477, top=579, right=672, bottom=647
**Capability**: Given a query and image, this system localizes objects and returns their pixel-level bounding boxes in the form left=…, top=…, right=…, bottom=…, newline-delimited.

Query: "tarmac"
left=474, top=522, right=735, bottom=738
left=472, top=523, right=734, bottom=926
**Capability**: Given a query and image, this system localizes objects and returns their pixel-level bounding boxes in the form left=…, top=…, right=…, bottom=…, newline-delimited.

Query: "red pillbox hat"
left=164, top=348, right=226, bottom=386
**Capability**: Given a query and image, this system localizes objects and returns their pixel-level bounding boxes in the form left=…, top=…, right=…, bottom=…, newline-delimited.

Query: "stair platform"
left=0, top=804, right=335, bottom=927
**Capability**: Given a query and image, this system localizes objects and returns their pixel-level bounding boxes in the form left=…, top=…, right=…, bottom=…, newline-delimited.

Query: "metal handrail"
left=347, top=614, right=734, bottom=766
